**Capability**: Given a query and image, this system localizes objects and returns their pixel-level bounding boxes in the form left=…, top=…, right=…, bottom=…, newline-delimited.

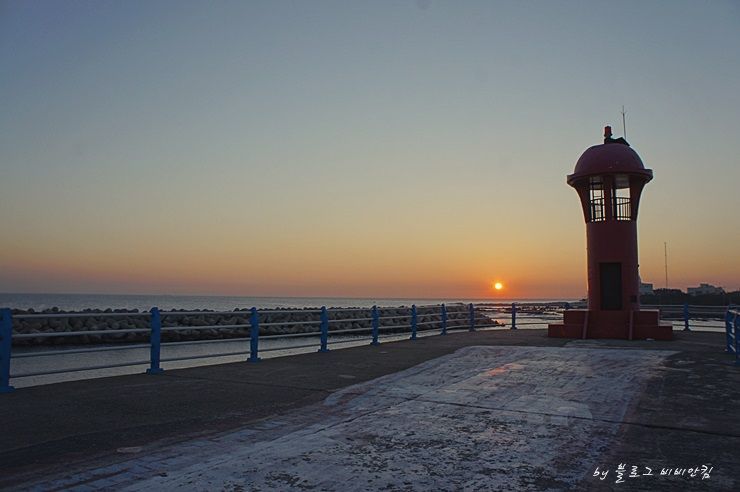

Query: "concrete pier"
left=1, top=330, right=738, bottom=490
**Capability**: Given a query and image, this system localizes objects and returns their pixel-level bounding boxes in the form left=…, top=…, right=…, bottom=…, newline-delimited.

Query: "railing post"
left=249, top=307, right=261, bottom=362
left=511, top=302, right=517, bottom=330
left=0, top=308, right=15, bottom=393
left=441, top=304, right=448, bottom=335
left=370, top=305, right=380, bottom=346
left=318, top=306, right=329, bottom=353
left=734, top=312, right=739, bottom=366
left=468, top=303, right=475, bottom=331
left=726, top=309, right=733, bottom=354
left=410, top=305, right=417, bottom=340
left=683, top=302, right=691, bottom=331
left=146, top=307, right=164, bottom=375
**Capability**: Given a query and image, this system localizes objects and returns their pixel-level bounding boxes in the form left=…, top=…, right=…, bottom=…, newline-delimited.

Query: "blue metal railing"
left=0, top=302, right=504, bottom=391
left=249, top=307, right=260, bottom=363
left=1, top=308, right=14, bottom=393
left=146, top=307, right=164, bottom=375
left=1, top=301, right=734, bottom=392
left=642, top=303, right=728, bottom=332
left=726, top=308, right=739, bottom=366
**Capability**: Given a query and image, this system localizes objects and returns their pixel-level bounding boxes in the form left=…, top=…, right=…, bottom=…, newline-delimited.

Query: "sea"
left=0, top=292, right=574, bottom=312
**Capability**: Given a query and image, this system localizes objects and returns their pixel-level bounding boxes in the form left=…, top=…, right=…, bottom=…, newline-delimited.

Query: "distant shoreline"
left=0, top=292, right=577, bottom=312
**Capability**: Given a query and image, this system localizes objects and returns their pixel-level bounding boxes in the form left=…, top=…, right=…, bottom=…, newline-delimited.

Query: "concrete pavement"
left=1, top=329, right=738, bottom=490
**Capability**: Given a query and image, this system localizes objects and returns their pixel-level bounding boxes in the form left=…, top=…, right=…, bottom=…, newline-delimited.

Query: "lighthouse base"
left=548, top=309, right=673, bottom=340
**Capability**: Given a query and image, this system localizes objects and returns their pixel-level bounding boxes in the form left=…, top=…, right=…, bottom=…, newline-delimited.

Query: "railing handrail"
left=643, top=303, right=729, bottom=309
left=1, top=302, right=498, bottom=388
left=14, top=312, right=151, bottom=320
left=2, top=301, right=736, bottom=391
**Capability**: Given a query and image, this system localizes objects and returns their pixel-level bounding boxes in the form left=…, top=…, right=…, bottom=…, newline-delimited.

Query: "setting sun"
left=494, top=282, right=503, bottom=291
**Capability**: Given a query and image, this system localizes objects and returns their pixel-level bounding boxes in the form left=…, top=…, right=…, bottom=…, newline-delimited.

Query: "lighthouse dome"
left=574, top=144, right=647, bottom=176
left=568, top=128, right=653, bottom=185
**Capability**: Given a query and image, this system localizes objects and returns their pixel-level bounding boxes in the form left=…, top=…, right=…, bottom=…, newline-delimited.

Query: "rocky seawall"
left=9, top=305, right=501, bottom=346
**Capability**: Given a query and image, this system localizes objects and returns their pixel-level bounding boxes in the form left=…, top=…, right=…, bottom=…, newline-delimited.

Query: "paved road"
left=1, top=330, right=738, bottom=490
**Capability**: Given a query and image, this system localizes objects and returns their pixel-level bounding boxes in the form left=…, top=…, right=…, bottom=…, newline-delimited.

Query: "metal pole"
left=735, top=313, right=739, bottom=366
left=146, top=307, right=164, bottom=375
left=621, top=105, right=627, bottom=139
left=409, top=305, right=417, bottom=340
left=511, top=302, right=517, bottom=330
left=0, top=308, right=15, bottom=393
left=683, top=303, right=690, bottom=331
left=318, top=306, right=329, bottom=353
left=370, top=305, right=380, bottom=346
left=441, top=304, right=447, bottom=335
left=726, top=309, right=733, bottom=353
left=249, top=307, right=261, bottom=362
left=664, top=242, right=668, bottom=289
left=468, top=303, right=475, bottom=331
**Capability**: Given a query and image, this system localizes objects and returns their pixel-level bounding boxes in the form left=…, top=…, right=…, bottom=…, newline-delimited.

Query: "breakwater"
left=9, top=305, right=498, bottom=346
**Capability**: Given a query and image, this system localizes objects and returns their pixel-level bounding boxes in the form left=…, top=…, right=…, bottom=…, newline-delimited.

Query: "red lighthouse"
left=548, top=126, right=672, bottom=340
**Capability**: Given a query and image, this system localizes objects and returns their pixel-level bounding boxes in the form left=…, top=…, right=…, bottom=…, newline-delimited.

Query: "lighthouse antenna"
left=621, top=105, right=627, bottom=139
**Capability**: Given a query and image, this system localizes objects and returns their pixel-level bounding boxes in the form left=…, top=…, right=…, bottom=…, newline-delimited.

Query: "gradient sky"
left=1, top=0, right=739, bottom=299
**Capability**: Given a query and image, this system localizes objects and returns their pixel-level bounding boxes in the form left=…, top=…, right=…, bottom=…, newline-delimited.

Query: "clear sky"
left=1, top=0, right=739, bottom=299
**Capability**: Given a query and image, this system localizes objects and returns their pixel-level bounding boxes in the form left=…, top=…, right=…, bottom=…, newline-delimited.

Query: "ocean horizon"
left=0, top=292, right=579, bottom=312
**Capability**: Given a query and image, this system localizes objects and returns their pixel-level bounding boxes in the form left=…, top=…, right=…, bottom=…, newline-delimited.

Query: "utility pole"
left=664, top=242, right=668, bottom=289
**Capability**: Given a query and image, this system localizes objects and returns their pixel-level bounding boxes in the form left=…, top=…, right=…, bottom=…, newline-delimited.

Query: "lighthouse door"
left=600, top=262, right=622, bottom=310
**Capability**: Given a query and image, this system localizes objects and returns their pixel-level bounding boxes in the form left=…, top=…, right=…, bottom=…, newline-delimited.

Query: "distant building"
left=639, top=282, right=654, bottom=295
left=687, top=283, right=725, bottom=296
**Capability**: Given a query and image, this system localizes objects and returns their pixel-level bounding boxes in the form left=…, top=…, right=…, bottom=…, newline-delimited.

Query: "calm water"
left=10, top=328, right=487, bottom=389
left=0, top=292, right=573, bottom=311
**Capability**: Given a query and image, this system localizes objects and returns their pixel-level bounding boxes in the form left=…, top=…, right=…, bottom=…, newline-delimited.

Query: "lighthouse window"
left=588, top=177, right=605, bottom=222
left=612, top=174, right=631, bottom=221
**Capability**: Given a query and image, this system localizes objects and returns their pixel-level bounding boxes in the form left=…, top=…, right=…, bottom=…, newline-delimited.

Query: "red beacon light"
left=548, top=126, right=672, bottom=340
